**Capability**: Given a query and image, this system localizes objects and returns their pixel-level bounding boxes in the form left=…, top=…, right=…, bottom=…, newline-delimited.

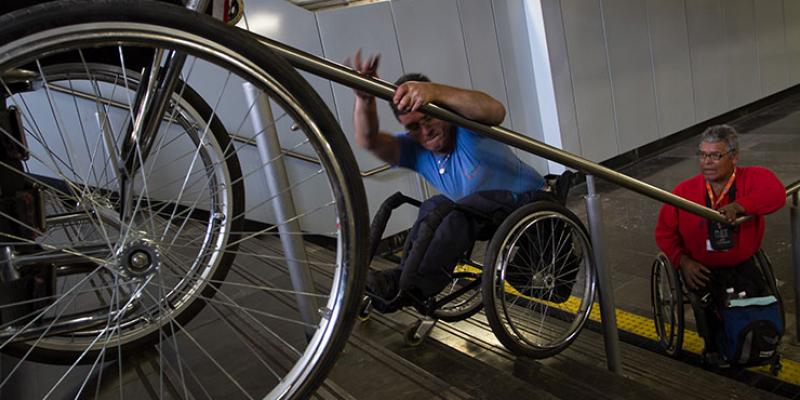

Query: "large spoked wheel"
left=482, top=201, right=595, bottom=359
left=1, top=62, right=244, bottom=358
left=650, top=253, right=684, bottom=358
left=431, top=267, right=483, bottom=322
left=0, top=2, right=368, bottom=399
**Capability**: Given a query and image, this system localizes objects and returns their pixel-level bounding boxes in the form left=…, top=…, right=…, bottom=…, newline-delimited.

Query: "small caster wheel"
left=404, top=320, right=425, bottom=347
left=770, top=357, right=782, bottom=376
left=357, top=296, right=372, bottom=322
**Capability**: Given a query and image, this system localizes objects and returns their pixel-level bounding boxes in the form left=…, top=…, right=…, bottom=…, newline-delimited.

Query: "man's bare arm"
left=345, top=50, right=400, bottom=164
left=353, top=96, right=399, bottom=165
left=393, top=82, right=506, bottom=125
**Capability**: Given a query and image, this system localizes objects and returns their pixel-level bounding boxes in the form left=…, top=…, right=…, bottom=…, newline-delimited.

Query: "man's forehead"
left=699, top=141, right=726, bottom=151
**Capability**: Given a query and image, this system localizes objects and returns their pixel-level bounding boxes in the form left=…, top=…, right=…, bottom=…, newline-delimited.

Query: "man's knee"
left=419, top=194, right=452, bottom=216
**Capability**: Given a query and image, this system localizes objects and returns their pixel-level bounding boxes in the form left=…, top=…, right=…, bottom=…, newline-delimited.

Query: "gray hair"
left=700, top=124, right=739, bottom=154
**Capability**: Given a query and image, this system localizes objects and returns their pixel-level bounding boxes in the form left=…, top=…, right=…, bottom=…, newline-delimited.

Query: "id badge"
left=708, top=221, right=735, bottom=251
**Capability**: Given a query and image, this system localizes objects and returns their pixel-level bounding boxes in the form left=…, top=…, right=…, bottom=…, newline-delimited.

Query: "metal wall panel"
left=785, top=0, right=800, bottom=83
left=458, top=0, right=511, bottom=125
left=723, top=0, right=759, bottom=109
left=559, top=0, right=618, bottom=162
left=391, top=0, right=471, bottom=88
left=317, top=2, right=422, bottom=237
left=685, top=0, right=727, bottom=121
left=646, top=0, right=695, bottom=137
left=541, top=0, right=582, bottom=157
left=242, top=0, right=336, bottom=113
left=493, top=0, right=548, bottom=173
left=755, top=0, right=789, bottom=96
left=602, top=0, right=659, bottom=153
left=317, top=3, right=405, bottom=169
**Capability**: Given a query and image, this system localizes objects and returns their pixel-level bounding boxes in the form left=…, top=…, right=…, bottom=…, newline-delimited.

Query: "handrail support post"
left=243, top=83, right=318, bottom=338
left=585, top=175, right=622, bottom=373
left=792, top=193, right=800, bottom=345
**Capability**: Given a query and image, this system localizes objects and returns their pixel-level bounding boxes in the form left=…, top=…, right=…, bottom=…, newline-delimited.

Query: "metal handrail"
left=254, top=32, right=738, bottom=225
left=787, top=179, right=800, bottom=197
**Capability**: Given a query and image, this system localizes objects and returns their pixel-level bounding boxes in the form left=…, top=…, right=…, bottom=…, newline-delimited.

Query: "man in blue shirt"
left=348, top=50, right=548, bottom=312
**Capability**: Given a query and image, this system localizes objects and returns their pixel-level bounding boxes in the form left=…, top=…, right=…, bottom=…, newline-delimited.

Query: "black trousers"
left=397, top=190, right=553, bottom=299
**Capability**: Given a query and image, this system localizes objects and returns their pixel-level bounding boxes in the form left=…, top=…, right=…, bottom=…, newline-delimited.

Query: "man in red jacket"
left=655, top=124, right=785, bottom=361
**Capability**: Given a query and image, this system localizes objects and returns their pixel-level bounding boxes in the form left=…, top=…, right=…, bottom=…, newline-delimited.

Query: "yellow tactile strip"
left=455, top=263, right=800, bottom=386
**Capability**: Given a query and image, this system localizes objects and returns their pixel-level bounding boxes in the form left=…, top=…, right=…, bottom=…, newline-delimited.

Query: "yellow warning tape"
left=456, top=262, right=800, bottom=386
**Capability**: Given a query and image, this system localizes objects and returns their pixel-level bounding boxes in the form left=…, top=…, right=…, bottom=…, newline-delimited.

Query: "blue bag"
left=715, top=296, right=782, bottom=366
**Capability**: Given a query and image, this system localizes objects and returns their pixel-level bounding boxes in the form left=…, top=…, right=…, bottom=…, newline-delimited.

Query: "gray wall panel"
left=242, top=0, right=336, bottom=113
left=560, top=0, right=618, bottom=161
left=391, top=0, right=471, bottom=88
left=646, top=0, right=695, bottom=137
left=493, top=0, right=548, bottom=173
left=602, top=0, right=659, bottom=153
left=755, top=0, right=788, bottom=96
left=317, top=2, right=421, bottom=237
left=458, top=0, right=511, bottom=126
left=541, top=0, right=582, bottom=155
left=686, top=0, right=727, bottom=121
left=317, top=3, right=405, bottom=169
left=786, top=0, right=800, bottom=83
left=722, top=0, right=759, bottom=109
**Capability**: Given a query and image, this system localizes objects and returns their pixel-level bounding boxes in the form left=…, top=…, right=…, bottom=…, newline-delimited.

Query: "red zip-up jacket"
left=655, top=166, right=785, bottom=269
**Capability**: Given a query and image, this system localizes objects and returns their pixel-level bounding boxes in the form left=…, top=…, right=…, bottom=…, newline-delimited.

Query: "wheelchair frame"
left=361, top=191, right=597, bottom=358
left=650, top=250, right=783, bottom=373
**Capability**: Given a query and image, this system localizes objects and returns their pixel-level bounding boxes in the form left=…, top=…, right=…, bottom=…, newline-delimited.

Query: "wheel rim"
left=0, top=21, right=362, bottom=399
left=2, top=63, right=235, bottom=351
left=492, top=210, right=595, bottom=352
left=652, top=256, right=678, bottom=351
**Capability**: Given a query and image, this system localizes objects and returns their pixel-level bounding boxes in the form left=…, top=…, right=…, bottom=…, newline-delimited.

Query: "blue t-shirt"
left=396, top=127, right=544, bottom=200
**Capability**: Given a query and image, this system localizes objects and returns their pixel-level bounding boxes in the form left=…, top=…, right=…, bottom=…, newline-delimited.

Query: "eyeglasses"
left=696, top=150, right=733, bottom=161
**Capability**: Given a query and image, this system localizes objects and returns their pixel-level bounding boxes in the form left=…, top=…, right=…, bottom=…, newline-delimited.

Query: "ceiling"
left=287, top=0, right=379, bottom=11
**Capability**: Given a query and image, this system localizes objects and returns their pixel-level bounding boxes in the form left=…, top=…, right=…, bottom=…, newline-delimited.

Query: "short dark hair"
left=700, top=124, right=739, bottom=154
left=391, top=73, right=430, bottom=120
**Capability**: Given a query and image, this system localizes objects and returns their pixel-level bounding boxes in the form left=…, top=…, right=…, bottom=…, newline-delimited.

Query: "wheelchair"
left=650, top=250, right=783, bottom=373
left=360, top=191, right=597, bottom=359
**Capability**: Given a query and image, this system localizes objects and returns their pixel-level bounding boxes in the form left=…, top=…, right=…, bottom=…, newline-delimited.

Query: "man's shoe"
left=366, top=269, right=400, bottom=300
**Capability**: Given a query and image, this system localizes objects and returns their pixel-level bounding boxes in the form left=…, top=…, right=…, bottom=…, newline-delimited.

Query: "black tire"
left=430, top=269, right=483, bottom=322
left=0, top=1, right=368, bottom=399
left=482, top=200, right=595, bottom=359
left=650, top=253, right=685, bottom=358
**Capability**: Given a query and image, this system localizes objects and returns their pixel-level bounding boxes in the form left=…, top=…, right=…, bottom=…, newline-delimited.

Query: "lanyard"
left=705, top=171, right=736, bottom=209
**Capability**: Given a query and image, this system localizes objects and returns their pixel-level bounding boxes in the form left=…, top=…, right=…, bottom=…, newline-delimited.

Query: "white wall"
left=231, top=0, right=800, bottom=236
left=540, top=0, right=800, bottom=162
left=237, top=0, right=550, bottom=237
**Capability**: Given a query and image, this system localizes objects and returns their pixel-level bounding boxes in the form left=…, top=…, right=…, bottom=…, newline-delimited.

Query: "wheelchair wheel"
left=754, top=249, right=784, bottom=327
left=0, top=2, right=368, bottom=399
left=650, top=253, right=684, bottom=357
left=482, top=201, right=595, bottom=358
left=431, top=268, right=483, bottom=322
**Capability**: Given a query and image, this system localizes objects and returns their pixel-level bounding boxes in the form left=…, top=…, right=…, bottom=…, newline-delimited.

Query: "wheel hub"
left=532, top=271, right=556, bottom=290
left=119, top=240, right=160, bottom=279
